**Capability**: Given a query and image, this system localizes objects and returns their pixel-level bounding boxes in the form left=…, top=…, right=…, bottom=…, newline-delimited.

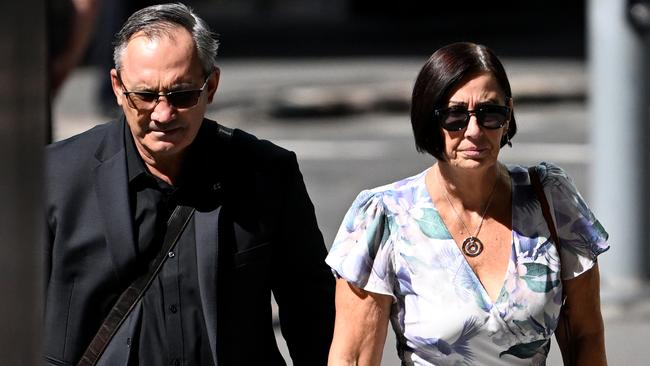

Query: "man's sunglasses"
left=120, top=74, right=211, bottom=111
left=434, top=104, right=511, bottom=131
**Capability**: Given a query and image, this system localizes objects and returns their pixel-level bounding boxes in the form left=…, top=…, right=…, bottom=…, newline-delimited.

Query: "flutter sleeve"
left=325, top=190, right=396, bottom=299
left=539, top=162, right=610, bottom=280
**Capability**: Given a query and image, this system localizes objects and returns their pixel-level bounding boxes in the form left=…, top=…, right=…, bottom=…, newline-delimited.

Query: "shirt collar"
left=124, top=126, right=149, bottom=185
left=123, top=120, right=218, bottom=197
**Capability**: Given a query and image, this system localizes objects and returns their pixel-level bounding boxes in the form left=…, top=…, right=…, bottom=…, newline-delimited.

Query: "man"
left=44, top=3, right=335, bottom=365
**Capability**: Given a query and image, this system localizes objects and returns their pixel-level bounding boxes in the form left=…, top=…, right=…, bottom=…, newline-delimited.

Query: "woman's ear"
left=507, top=96, right=514, bottom=121
left=501, top=131, right=512, bottom=147
left=502, top=97, right=512, bottom=147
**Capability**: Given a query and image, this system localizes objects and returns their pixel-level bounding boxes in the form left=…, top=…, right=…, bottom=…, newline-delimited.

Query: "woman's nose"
left=464, top=114, right=481, bottom=136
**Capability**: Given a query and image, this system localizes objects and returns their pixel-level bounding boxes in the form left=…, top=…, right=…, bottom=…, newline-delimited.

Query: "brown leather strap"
left=77, top=205, right=195, bottom=366
left=528, top=166, right=561, bottom=250
left=528, top=166, right=574, bottom=365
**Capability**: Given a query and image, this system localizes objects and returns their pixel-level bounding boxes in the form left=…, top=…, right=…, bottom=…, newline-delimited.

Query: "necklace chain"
left=437, top=169, right=498, bottom=255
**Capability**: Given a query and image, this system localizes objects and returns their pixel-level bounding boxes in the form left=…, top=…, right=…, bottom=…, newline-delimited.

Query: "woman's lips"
left=460, top=147, right=487, bottom=157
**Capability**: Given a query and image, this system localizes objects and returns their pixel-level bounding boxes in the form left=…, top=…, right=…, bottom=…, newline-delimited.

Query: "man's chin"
left=138, top=130, right=195, bottom=159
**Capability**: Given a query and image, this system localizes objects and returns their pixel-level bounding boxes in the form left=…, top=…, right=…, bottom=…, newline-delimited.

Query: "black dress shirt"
left=125, top=129, right=219, bottom=365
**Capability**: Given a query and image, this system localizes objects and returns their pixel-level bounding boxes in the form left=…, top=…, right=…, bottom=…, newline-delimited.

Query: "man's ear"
left=110, top=69, right=124, bottom=107
left=206, top=67, right=220, bottom=103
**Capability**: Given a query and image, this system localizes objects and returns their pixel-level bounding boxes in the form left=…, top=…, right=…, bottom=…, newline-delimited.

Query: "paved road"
left=53, top=60, right=649, bottom=365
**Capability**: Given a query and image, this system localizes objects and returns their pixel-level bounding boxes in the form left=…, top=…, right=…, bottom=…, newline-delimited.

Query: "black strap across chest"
left=77, top=205, right=195, bottom=366
left=78, top=122, right=233, bottom=366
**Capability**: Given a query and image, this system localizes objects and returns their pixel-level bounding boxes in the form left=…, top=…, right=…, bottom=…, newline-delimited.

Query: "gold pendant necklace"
left=437, top=170, right=498, bottom=258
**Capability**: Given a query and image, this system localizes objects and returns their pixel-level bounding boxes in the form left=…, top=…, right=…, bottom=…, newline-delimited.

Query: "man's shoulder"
left=231, top=128, right=291, bottom=160
left=203, top=120, right=294, bottom=165
left=46, top=119, right=120, bottom=156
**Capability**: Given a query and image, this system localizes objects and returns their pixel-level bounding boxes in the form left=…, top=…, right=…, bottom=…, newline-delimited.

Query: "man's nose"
left=150, top=96, right=176, bottom=122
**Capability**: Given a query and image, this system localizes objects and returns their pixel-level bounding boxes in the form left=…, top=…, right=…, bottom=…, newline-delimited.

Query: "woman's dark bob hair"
left=410, top=42, right=517, bottom=161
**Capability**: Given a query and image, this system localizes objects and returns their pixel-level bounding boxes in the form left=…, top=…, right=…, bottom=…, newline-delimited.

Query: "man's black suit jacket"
left=44, top=117, right=335, bottom=365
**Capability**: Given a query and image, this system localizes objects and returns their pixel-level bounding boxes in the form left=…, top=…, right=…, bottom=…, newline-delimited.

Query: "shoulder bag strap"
left=77, top=205, right=195, bottom=366
left=528, top=166, right=574, bottom=366
left=528, top=166, right=561, bottom=251
left=217, top=123, right=233, bottom=139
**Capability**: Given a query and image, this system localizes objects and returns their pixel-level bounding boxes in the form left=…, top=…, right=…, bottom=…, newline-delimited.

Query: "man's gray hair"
left=113, top=3, right=218, bottom=75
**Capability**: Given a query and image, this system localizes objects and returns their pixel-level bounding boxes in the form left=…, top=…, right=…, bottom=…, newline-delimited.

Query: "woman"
left=325, top=42, right=609, bottom=366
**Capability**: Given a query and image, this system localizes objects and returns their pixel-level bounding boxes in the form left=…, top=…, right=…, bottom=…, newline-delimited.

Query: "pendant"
left=462, top=236, right=484, bottom=257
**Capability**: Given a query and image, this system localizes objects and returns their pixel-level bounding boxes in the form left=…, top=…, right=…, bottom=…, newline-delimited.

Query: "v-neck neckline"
left=422, top=166, right=515, bottom=306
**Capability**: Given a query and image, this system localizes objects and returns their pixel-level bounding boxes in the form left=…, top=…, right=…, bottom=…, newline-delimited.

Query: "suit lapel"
left=93, top=118, right=137, bottom=285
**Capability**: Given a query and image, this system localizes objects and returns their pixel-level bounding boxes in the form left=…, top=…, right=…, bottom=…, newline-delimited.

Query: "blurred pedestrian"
left=326, top=42, right=609, bottom=365
left=44, top=3, right=334, bottom=365
left=48, top=0, right=100, bottom=96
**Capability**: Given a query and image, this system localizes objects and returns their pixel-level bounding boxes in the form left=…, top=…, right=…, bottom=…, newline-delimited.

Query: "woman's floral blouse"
left=326, top=163, right=609, bottom=366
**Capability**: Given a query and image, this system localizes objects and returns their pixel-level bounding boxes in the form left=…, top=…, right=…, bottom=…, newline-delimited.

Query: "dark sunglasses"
left=434, top=104, right=511, bottom=131
left=119, top=74, right=211, bottom=111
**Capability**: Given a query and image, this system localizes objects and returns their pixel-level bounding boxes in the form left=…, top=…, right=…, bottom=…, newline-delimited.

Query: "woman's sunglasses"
left=434, top=104, right=511, bottom=131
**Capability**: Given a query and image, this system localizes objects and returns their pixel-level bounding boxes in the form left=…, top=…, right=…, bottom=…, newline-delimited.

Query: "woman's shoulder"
left=507, top=162, right=571, bottom=188
left=326, top=171, right=432, bottom=296
left=352, top=169, right=430, bottom=210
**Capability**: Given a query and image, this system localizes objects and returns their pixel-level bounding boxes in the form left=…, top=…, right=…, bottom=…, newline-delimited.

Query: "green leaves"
left=499, top=339, right=548, bottom=359
left=416, top=208, right=453, bottom=240
left=522, top=263, right=559, bottom=293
